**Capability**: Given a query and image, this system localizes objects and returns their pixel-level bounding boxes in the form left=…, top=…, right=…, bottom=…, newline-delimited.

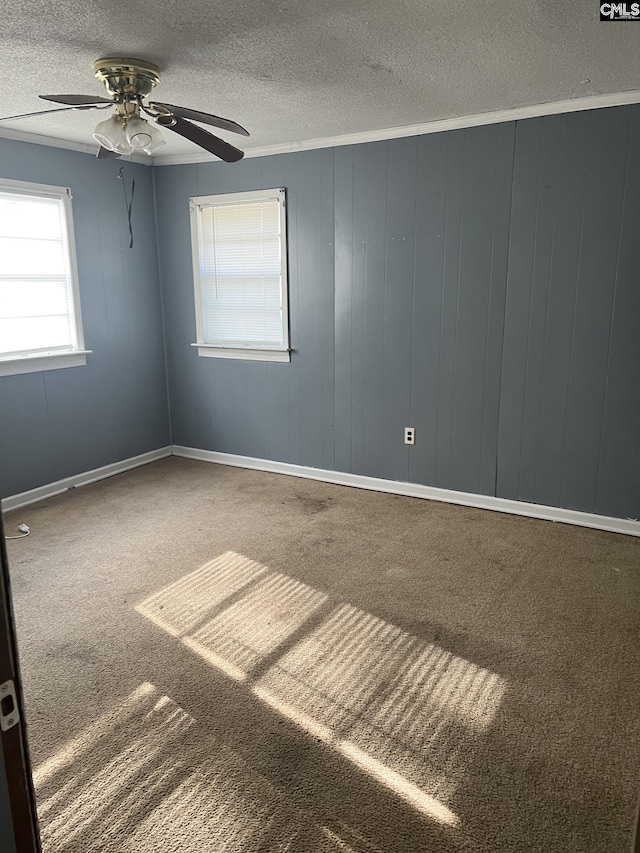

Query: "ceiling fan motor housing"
left=0, top=56, right=247, bottom=162
left=93, top=58, right=160, bottom=99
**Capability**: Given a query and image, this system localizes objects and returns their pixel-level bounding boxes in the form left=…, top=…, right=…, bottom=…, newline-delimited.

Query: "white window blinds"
left=0, top=188, right=77, bottom=358
left=194, top=190, right=287, bottom=350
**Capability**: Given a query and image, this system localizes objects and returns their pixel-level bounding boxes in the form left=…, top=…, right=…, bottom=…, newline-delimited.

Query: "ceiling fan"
left=0, top=58, right=249, bottom=162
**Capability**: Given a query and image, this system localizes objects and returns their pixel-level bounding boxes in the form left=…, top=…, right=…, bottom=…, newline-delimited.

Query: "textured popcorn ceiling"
left=1, top=0, right=639, bottom=160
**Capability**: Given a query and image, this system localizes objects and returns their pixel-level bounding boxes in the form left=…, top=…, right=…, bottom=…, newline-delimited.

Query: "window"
left=0, top=178, right=88, bottom=377
left=190, top=188, right=290, bottom=362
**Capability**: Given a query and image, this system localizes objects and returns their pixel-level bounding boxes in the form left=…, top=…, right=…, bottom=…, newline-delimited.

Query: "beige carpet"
left=5, top=456, right=640, bottom=852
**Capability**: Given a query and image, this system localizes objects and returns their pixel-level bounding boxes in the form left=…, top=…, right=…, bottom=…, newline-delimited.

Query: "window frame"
left=189, top=187, right=290, bottom=363
left=0, top=177, right=89, bottom=377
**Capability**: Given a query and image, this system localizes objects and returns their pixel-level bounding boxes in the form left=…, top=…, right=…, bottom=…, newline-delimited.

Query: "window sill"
left=192, top=344, right=291, bottom=363
left=0, top=350, right=91, bottom=377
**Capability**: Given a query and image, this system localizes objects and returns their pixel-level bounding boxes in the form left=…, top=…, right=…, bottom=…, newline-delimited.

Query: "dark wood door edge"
left=0, top=514, right=41, bottom=853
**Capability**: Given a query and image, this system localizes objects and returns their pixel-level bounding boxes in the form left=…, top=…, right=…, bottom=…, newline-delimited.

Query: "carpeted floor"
left=5, top=456, right=640, bottom=852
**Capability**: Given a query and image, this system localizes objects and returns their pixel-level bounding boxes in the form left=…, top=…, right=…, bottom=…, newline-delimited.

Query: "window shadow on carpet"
left=135, top=551, right=506, bottom=832
left=34, top=682, right=369, bottom=853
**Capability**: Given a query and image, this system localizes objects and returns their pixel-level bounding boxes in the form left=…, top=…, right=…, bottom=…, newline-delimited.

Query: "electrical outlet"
left=404, top=427, right=415, bottom=445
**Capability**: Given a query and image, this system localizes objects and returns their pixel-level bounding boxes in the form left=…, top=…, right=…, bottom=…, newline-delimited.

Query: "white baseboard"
left=1, top=446, right=172, bottom=512
left=172, top=445, right=640, bottom=539
left=5, top=443, right=638, bottom=538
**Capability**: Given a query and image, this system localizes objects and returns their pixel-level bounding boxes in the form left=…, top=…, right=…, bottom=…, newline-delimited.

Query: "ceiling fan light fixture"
left=128, top=116, right=165, bottom=154
left=125, top=115, right=153, bottom=149
left=143, top=128, right=166, bottom=155
left=93, top=115, right=132, bottom=154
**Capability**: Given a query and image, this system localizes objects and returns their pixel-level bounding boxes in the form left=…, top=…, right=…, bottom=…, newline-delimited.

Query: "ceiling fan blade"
left=97, top=146, right=121, bottom=160
left=149, top=102, right=250, bottom=137
left=157, top=115, right=244, bottom=162
left=40, top=94, right=113, bottom=106
left=0, top=105, right=99, bottom=123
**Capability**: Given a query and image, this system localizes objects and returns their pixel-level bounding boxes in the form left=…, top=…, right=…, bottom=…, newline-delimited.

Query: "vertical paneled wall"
left=157, top=152, right=336, bottom=471
left=333, top=125, right=515, bottom=492
left=0, top=139, right=170, bottom=497
left=498, top=107, right=640, bottom=518
left=157, top=104, right=640, bottom=521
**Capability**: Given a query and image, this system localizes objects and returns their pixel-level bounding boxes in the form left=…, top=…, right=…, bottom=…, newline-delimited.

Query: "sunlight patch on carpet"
left=252, top=602, right=505, bottom=824
left=185, top=571, right=328, bottom=676
left=136, top=552, right=328, bottom=681
left=135, top=551, right=267, bottom=637
left=33, top=683, right=360, bottom=853
left=33, top=682, right=158, bottom=789
left=136, top=553, right=506, bottom=828
left=35, top=685, right=195, bottom=851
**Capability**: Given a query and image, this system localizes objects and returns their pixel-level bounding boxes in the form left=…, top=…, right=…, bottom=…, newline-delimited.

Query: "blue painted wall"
left=155, top=154, right=335, bottom=469
left=498, top=107, right=640, bottom=518
left=155, top=105, right=640, bottom=521
left=2, top=105, right=639, bottom=519
left=0, top=139, right=170, bottom=498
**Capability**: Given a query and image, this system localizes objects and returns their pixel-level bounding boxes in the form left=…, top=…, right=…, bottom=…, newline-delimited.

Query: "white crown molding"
left=152, top=88, right=640, bottom=166
left=3, top=89, right=640, bottom=168
left=0, top=126, right=151, bottom=165
left=172, top=446, right=640, bottom=538
left=1, top=446, right=172, bottom=512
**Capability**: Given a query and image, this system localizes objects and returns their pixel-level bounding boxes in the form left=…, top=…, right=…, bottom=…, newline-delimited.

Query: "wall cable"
left=118, top=166, right=135, bottom=249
